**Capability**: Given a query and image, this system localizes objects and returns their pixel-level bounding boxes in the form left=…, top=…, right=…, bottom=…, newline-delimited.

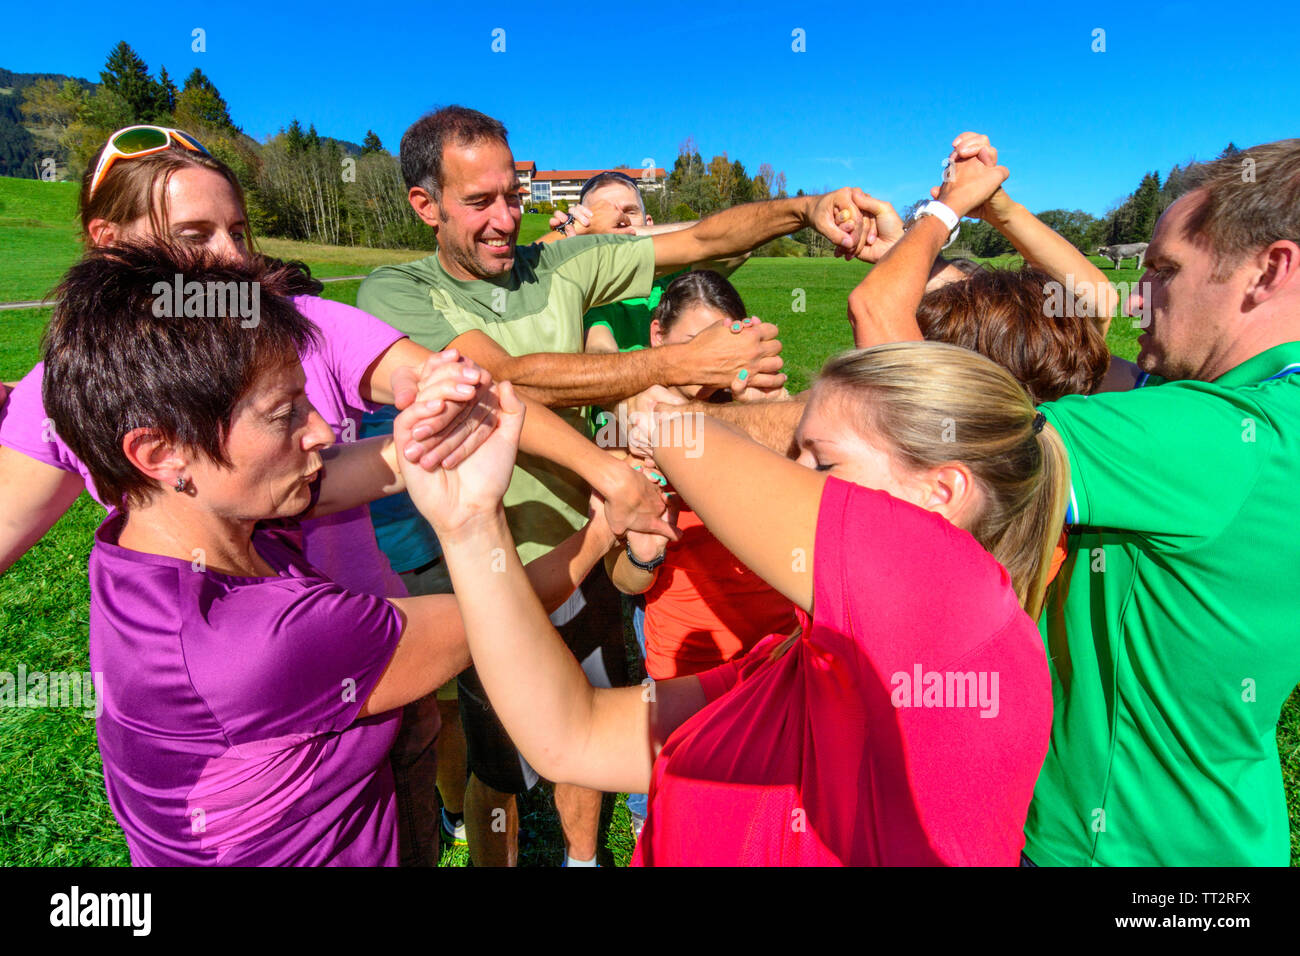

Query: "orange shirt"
left=643, top=504, right=799, bottom=680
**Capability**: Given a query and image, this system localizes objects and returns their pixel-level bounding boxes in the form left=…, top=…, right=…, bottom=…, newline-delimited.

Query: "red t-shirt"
left=644, top=504, right=798, bottom=680
left=632, top=477, right=1052, bottom=866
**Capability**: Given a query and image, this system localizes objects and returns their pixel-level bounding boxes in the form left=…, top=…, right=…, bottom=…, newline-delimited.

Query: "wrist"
left=626, top=540, right=666, bottom=569
left=432, top=505, right=509, bottom=551
left=983, top=192, right=1019, bottom=227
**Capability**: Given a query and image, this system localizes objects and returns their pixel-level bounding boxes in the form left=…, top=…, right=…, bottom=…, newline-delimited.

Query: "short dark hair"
left=399, top=105, right=509, bottom=198
left=652, top=270, right=746, bottom=335
left=1183, top=139, right=1300, bottom=280
left=43, top=241, right=321, bottom=510
left=915, top=265, right=1109, bottom=403
left=579, top=171, right=645, bottom=212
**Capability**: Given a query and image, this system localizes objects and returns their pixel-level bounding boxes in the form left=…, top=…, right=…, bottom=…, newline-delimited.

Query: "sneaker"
left=440, top=807, right=467, bottom=847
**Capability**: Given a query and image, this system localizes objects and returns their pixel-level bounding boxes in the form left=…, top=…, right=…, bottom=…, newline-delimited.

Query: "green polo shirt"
left=1025, top=342, right=1300, bottom=866
left=356, top=234, right=656, bottom=563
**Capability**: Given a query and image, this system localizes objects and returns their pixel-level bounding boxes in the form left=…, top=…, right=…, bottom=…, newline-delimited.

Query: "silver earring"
left=174, top=475, right=189, bottom=493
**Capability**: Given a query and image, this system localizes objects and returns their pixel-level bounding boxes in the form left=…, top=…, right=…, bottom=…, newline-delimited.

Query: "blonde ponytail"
left=818, top=341, right=1071, bottom=619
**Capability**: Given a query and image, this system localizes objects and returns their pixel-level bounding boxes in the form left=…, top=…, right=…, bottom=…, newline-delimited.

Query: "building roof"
left=532, top=167, right=666, bottom=182
left=514, top=161, right=536, bottom=174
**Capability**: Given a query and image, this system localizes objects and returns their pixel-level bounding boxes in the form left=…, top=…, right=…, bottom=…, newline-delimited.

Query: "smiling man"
left=357, top=105, right=876, bottom=867
left=1023, top=139, right=1300, bottom=866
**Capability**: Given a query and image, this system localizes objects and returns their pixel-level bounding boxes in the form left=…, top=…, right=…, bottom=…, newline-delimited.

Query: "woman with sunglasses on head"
left=0, top=126, right=431, bottom=597
left=0, top=125, right=668, bottom=866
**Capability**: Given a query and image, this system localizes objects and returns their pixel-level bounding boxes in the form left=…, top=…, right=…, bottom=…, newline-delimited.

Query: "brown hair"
left=915, top=266, right=1109, bottom=402
left=652, top=270, right=746, bottom=335
left=79, top=138, right=255, bottom=248
left=42, top=240, right=320, bottom=510
left=817, top=341, right=1070, bottom=619
left=399, top=105, right=509, bottom=200
left=1183, top=139, right=1300, bottom=280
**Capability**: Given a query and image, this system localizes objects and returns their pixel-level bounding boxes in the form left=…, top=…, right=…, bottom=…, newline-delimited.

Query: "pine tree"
left=306, top=123, right=320, bottom=151
left=175, top=68, right=234, bottom=130
left=100, top=41, right=161, bottom=122
left=361, top=130, right=383, bottom=154
left=285, top=119, right=306, bottom=155
left=1131, top=171, right=1162, bottom=242
left=156, top=66, right=177, bottom=116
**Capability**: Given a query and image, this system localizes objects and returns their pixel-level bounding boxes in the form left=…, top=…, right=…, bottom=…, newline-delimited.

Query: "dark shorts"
left=457, top=567, right=627, bottom=795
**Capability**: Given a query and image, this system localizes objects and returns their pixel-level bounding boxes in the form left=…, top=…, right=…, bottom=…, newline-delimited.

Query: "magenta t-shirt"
left=633, top=477, right=1052, bottom=866
left=90, top=510, right=403, bottom=865
left=0, top=295, right=408, bottom=598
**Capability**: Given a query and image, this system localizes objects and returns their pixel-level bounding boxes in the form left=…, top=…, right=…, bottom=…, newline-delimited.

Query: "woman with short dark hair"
left=43, top=242, right=612, bottom=866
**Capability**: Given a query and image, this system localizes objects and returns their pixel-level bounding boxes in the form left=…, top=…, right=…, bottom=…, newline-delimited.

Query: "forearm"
left=654, top=197, right=810, bottom=272
left=677, top=395, right=807, bottom=456
left=312, top=436, right=403, bottom=517
left=0, top=449, right=85, bottom=575
left=987, top=198, right=1117, bottom=332
left=653, top=416, right=822, bottom=612
left=439, top=508, right=654, bottom=792
left=522, top=515, right=616, bottom=614
left=609, top=545, right=661, bottom=595
left=848, top=215, right=948, bottom=347
left=493, top=345, right=702, bottom=407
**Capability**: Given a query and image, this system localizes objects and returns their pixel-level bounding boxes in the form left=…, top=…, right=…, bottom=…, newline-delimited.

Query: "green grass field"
left=1, top=175, right=1296, bottom=866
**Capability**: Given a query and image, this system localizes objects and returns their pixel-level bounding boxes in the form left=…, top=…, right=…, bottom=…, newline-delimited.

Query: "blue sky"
left=4, top=0, right=1297, bottom=216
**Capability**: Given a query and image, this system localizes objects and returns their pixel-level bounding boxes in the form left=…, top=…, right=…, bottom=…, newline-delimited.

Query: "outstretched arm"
left=446, top=323, right=785, bottom=408
left=652, top=189, right=879, bottom=274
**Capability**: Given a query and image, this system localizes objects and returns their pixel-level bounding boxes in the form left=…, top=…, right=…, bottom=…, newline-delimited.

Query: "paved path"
left=0, top=273, right=368, bottom=311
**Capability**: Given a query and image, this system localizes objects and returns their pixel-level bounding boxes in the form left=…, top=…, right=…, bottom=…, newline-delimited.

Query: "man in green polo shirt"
left=357, top=104, right=878, bottom=867
left=1024, top=138, right=1300, bottom=866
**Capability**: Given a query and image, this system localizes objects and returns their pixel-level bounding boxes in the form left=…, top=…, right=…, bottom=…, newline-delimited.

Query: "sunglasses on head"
left=579, top=170, right=642, bottom=203
left=89, top=126, right=211, bottom=198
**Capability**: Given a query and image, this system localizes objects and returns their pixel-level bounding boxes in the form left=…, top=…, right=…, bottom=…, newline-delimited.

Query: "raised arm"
left=651, top=414, right=825, bottom=612
left=948, top=133, right=1118, bottom=333
left=398, top=381, right=707, bottom=793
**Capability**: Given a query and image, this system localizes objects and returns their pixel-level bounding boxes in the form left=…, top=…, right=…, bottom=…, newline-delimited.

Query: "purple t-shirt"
left=90, top=510, right=404, bottom=865
left=0, top=294, right=408, bottom=598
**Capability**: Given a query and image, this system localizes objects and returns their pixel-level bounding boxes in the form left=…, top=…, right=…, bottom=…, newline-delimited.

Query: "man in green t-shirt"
left=358, top=105, right=878, bottom=868
left=1024, top=139, right=1300, bottom=866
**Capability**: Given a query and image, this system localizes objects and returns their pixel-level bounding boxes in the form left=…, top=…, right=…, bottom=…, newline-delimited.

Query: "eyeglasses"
left=89, top=126, right=211, bottom=198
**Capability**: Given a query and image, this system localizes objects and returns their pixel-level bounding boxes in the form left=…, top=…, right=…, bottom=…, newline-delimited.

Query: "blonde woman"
left=400, top=341, right=1068, bottom=866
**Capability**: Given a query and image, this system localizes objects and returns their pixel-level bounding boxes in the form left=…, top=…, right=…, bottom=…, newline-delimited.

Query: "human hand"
left=930, top=131, right=1010, bottom=220
left=807, top=187, right=877, bottom=260
left=626, top=385, right=688, bottom=458
left=682, top=317, right=785, bottom=394
left=396, top=379, right=524, bottom=537
left=549, top=204, right=590, bottom=232
left=852, top=193, right=905, bottom=263
left=391, top=350, right=497, bottom=469
left=598, top=453, right=677, bottom=540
